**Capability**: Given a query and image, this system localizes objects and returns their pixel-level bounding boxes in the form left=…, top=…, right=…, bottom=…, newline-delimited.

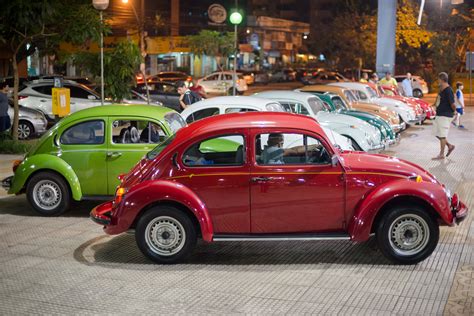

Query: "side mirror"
left=331, top=154, right=339, bottom=167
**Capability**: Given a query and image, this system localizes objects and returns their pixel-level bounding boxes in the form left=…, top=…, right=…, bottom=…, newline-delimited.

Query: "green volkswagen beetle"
left=2, top=105, right=185, bottom=216
left=315, top=92, right=397, bottom=144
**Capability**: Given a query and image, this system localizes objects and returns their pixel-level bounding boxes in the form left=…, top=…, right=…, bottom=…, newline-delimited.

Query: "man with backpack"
left=177, top=81, right=201, bottom=111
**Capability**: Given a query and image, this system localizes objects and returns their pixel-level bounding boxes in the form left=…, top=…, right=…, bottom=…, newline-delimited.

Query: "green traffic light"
left=229, top=12, right=243, bottom=25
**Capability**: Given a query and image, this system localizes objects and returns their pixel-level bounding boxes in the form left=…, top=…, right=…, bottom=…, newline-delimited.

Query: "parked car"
left=269, top=68, right=296, bottom=82
left=197, top=72, right=248, bottom=95
left=18, top=79, right=107, bottom=122
left=132, top=82, right=181, bottom=111
left=394, top=75, right=429, bottom=98
left=330, top=82, right=419, bottom=126
left=40, top=76, right=96, bottom=89
left=314, top=92, right=397, bottom=144
left=379, top=84, right=435, bottom=119
left=254, top=91, right=385, bottom=152
left=90, top=111, right=468, bottom=264
left=147, top=72, right=192, bottom=84
left=302, top=71, right=348, bottom=85
left=2, top=105, right=185, bottom=216
left=7, top=99, right=48, bottom=139
left=298, top=85, right=404, bottom=133
left=121, top=90, right=164, bottom=107
left=180, top=96, right=353, bottom=151
left=253, top=70, right=270, bottom=85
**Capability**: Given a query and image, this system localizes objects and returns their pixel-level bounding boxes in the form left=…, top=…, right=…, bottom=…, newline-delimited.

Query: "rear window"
left=164, top=112, right=186, bottom=133
left=146, top=134, right=176, bottom=160
left=32, top=85, right=53, bottom=95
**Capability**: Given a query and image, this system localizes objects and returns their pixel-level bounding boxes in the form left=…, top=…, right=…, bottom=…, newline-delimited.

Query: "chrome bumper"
left=391, top=122, right=406, bottom=133
left=1, top=176, right=12, bottom=190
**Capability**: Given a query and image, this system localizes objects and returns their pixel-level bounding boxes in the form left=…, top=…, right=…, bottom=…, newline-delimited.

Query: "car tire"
left=413, top=89, right=423, bottom=98
left=18, top=120, right=34, bottom=140
left=135, top=206, right=197, bottom=264
left=26, top=172, right=71, bottom=216
left=376, top=205, right=439, bottom=264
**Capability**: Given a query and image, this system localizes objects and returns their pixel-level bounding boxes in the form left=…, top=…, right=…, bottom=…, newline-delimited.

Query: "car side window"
left=256, top=133, right=330, bottom=165
left=331, top=97, right=346, bottom=111
left=356, top=90, right=368, bottom=100
left=224, top=74, right=233, bottom=81
left=183, top=135, right=245, bottom=167
left=205, top=74, right=219, bottom=81
left=281, top=102, right=310, bottom=115
left=32, top=85, right=53, bottom=96
left=185, top=107, right=219, bottom=124
left=225, top=107, right=257, bottom=113
left=112, top=120, right=166, bottom=144
left=61, top=120, right=104, bottom=145
left=66, top=85, right=94, bottom=99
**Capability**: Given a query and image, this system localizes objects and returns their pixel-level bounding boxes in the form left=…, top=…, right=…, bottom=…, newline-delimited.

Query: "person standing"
left=401, top=72, right=413, bottom=97
left=379, top=72, right=398, bottom=88
left=177, top=81, right=201, bottom=111
left=0, top=83, right=11, bottom=133
left=452, top=82, right=465, bottom=128
left=432, top=72, right=456, bottom=160
left=369, top=73, right=379, bottom=84
left=359, top=72, right=369, bottom=83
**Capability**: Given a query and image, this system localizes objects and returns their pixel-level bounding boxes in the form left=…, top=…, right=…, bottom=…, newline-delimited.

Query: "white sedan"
left=197, top=71, right=248, bottom=95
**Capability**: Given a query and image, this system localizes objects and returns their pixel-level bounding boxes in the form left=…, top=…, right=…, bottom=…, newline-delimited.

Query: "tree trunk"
left=11, top=54, right=19, bottom=141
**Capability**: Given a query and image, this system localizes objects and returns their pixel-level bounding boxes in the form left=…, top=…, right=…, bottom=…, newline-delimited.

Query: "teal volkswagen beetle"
left=315, top=92, right=397, bottom=144
left=2, top=105, right=185, bottom=216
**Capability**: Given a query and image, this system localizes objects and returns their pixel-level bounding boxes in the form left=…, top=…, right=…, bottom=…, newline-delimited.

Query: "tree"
left=188, top=30, right=235, bottom=71
left=73, top=41, right=141, bottom=102
left=0, top=0, right=103, bottom=140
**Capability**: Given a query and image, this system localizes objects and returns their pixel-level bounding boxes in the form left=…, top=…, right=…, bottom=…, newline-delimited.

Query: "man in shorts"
left=432, top=72, right=456, bottom=160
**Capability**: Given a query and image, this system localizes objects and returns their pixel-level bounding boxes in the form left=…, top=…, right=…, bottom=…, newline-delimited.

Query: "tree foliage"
left=73, top=41, right=141, bottom=102
left=188, top=30, right=235, bottom=59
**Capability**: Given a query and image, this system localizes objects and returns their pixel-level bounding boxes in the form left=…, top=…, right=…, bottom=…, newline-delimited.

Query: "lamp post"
left=92, top=0, right=109, bottom=106
left=229, top=11, right=242, bottom=96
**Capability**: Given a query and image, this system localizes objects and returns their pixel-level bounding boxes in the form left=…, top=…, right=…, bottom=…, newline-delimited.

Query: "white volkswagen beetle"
left=330, top=82, right=418, bottom=125
left=180, top=96, right=354, bottom=151
left=254, top=91, right=385, bottom=152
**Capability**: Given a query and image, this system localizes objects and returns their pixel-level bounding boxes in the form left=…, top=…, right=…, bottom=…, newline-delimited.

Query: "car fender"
left=111, top=179, right=214, bottom=242
left=348, top=179, right=452, bottom=242
left=9, top=154, right=82, bottom=200
left=331, top=126, right=371, bottom=151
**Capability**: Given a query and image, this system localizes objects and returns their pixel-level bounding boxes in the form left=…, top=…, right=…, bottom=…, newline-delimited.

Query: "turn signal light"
left=415, top=175, right=423, bottom=183
left=12, top=160, right=22, bottom=173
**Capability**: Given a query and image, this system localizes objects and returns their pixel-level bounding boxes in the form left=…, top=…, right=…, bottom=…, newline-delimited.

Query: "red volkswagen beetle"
left=91, top=112, right=467, bottom=264
left=379, top=84, right=436, bottom=120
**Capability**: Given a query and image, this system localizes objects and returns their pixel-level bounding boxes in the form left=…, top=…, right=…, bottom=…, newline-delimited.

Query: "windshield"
left=308, top=97, right=328, bottom=113
left=146, top=134, right=176, bottom=160
left=164, top=112, right=186, bottom=133
left=365, top=86, right=378, bottom=98
left=331, top=96, right=348, bottom=111
left=265, top=102, right=285, bottom=112
left=343, top=90, right=358, bottom=103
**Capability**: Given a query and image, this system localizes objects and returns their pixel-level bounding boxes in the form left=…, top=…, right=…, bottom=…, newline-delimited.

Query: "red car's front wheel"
left=376, top=205, right=439, bottom=264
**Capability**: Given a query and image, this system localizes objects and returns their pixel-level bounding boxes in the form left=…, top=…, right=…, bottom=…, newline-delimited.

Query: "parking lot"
left=0, top=110, right=473, bottom=315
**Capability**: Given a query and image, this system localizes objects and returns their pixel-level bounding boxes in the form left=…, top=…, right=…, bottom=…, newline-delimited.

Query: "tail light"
left=12, top=160, right=22, bottom=173
left=114, top=187, right=127, bottom=205
left=303, top=72, right=307, bottom=76
left=18, top=96, right=28, bottom=100
left=186, top=76, right=192, bottom=82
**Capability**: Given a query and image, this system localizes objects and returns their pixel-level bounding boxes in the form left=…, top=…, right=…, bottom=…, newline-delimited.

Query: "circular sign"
left=208, top=4, right=227, bottom=24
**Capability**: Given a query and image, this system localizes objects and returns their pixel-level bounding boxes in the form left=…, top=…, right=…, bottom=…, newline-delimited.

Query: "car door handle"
left=107, top=152, right=122, bottom=158
left=251, top=176, right=271, bottom=182
left=40, top=99, right=47, bottom=102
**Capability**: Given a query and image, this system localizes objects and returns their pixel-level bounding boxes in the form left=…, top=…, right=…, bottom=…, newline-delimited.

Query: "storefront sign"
left=208, top=4, right=227, bottom=24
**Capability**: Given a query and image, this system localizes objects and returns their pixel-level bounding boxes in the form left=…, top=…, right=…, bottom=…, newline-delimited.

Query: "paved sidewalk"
left=0, top=113, right=472, bottom=315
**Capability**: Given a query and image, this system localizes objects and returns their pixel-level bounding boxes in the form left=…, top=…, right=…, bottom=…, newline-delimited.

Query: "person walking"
left=432, top=72, right=456, bottom=160
left=177, top=81, right=201, bottom=111
left=452, top=82, right=465, bottom=128
left=0, top=83, right=11, bottom=133
left=401, top=72, right=413, bottom=97
left=379, top=72, right=398, bottom=88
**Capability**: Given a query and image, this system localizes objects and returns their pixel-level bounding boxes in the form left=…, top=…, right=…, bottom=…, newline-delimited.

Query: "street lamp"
left=92, top=0, right=109, bottom=106
left=229, top=11, right=242, bottom=96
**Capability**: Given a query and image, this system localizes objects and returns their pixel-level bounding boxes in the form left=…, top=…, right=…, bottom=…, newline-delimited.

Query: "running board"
left=213, top=233, right=350, bottom=242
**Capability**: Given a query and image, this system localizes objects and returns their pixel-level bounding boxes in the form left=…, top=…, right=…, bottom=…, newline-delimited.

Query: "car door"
left=202, top=74, right=220, bottom=93
left=65, top=84, right=100, bottom=113
left=58, top=119, right=108, bottom=196
left=106, top=117, right=169, bottom=194
left=28, top=84, right=54, bottom=118
left=250, top=129, right=345, bottom=234
left=174, top=131, right=250, bottom=233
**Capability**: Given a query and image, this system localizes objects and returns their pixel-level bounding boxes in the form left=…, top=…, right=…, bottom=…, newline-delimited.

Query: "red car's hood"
left=340, top=151, right=437, bottom=183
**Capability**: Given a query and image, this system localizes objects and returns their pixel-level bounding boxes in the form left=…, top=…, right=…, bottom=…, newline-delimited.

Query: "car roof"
left=185, top=96, right=278, bottom=111
left=174, top=112, right=324, bottom=140
left=57, top=104, right=175, bottom=125
left=329, top=82, right=368, bottom=89
left=300, top=85, right=348, bottom=93
left=254, top=90, right=318, bottom=103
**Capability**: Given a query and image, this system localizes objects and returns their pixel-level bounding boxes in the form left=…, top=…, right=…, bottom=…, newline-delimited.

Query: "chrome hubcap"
left=389, top=214, right=430, bottom=256
left=145, top=216, right=185, bottom=256
left=32, top=180, right=62, bottom=211
left=18, top=124, right=31, bottom=139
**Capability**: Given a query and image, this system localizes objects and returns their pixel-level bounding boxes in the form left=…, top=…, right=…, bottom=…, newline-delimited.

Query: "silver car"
left=7, top=99, right=48, bottom=139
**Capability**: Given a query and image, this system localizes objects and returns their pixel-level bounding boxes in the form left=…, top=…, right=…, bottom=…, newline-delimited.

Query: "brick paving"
left=0, top=111, right=472, bottom=315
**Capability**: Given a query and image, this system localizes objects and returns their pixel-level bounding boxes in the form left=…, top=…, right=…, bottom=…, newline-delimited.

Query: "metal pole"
left=100, top=11, right=104, bottom=106
left=233, top=23, right=237, bottom=96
